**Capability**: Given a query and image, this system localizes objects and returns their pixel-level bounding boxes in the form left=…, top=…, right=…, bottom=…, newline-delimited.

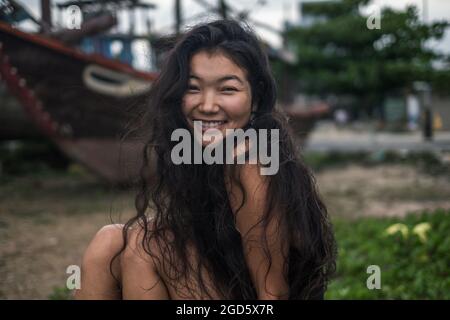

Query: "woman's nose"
left=198, top=91, right=219, bottom=113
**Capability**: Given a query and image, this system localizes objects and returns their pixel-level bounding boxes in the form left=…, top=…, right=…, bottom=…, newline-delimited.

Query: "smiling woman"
left=75, top=19, right=337, bottom=300
left=182, top=51, right=253, bottom=138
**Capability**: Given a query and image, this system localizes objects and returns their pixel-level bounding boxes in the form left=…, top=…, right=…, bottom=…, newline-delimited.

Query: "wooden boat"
left=0, top=21, right=156, bottom=184
left=0, top=1, right=328, bottom=184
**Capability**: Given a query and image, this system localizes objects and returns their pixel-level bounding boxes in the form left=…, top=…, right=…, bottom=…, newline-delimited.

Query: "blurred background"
left=0, top=0, right=449, bottom=299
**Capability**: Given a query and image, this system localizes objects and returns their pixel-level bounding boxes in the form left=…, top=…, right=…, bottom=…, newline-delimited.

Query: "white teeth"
left=199, top=121, right=225, bottom=128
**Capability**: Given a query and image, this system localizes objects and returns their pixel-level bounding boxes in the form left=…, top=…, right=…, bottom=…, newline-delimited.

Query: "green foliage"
left=48, top=286, right=73, bottom=300
left=327, top=208, right=450, bottom=299
left=303, top=150, right=449, bottom=176
left=283, top=0, right=450, bottom=109
left=302, top=0, right=370, bottom=18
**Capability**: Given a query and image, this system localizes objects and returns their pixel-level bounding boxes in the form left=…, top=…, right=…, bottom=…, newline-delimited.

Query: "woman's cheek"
left=224, top=95, right=252, bottom=117
left=182, top=96, right=195, bottom=113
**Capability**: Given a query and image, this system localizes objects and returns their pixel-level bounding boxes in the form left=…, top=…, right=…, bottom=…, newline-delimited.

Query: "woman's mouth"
left=193, top=120, right=227, bottom=131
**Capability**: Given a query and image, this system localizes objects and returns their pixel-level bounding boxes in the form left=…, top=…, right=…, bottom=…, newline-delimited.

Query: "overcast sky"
left=20, top=0, right=450, bottom=53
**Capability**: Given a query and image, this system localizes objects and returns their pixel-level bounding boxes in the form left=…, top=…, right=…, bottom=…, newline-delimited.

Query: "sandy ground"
left=0, top=173, right=135, bottom=299
left=316, top=164, right=450, bottom=219
left=0, top=164, right=449, bottom=299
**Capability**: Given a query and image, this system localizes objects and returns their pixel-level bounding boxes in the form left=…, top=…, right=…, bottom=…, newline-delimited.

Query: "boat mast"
left=40, top=0, right=52, bottom=31
left=175, top=0, right=182, bottom=35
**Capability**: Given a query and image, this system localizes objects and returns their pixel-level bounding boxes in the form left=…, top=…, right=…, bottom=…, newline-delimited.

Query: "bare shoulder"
left=82, top=221, right=161, bottom=268
left=119, top=220, right=171, bottom=299
left=120, top=220, right=161, bottom=264
left=86, top=224, right=125, bottom=259
left=75, top=224, right=124, bottom=299
left=83, top=220, right=161, bottom=258
left=75, top=220, right=170, bottom=299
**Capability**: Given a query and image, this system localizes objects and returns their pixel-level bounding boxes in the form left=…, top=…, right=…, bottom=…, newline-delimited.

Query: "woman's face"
left=182, top=50, right=253, bottom=145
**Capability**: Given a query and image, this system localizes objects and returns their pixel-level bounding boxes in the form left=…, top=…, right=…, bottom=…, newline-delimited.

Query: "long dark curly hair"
left=112, top=19, right=336, bottom=300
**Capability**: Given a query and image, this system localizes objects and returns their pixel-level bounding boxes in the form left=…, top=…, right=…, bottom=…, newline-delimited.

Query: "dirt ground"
left=316, top=164, right=450, bottom=219
left=1, top=164, right=449, bottom=299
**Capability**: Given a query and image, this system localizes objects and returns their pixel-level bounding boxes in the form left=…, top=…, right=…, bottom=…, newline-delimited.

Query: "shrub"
left=326, top=208, right=450, bottom=299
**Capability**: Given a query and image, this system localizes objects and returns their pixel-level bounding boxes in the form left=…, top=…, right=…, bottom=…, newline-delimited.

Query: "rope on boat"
left=82, top=64, right=151, bottom=98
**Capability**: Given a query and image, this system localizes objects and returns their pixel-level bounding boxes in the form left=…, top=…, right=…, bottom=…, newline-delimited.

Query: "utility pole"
left=175, top=0, right=182, bottom=34
left=421, top=0, right=433, bottom=141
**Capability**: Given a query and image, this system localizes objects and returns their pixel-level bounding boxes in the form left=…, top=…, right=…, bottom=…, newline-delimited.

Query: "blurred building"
left=282, top=0, right=450, bottom=133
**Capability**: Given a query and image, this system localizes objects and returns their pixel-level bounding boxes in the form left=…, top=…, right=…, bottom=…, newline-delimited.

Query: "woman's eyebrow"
left=218, top=75, right=244, bottom=84
left=189, top=74, right=244, bottom=85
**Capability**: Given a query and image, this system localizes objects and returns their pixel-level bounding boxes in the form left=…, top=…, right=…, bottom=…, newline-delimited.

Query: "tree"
left=281, top=0, right=449, bottom=114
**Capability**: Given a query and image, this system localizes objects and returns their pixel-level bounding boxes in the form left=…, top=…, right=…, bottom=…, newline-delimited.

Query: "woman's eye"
left=188, top=85, right=199, bottom=92
left=221, top=87, right=237, bottom=93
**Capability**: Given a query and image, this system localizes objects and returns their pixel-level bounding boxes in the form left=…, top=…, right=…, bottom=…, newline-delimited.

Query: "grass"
left=326, top=208, right=450, bottom=299
left=303, top=150, right=450, bottom=176
left=48, top=286, right=73, bottom=300
left=1, top=141, right=448, bottom=299
left=49, top=208, right=449, bottom=300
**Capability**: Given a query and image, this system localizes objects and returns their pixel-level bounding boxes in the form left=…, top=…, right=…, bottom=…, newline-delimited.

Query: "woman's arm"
left=226, top=163, right=289, bottom=300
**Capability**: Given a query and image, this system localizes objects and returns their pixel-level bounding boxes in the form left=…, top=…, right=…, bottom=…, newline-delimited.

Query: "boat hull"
left=0, top=22, right=328, bottom=184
